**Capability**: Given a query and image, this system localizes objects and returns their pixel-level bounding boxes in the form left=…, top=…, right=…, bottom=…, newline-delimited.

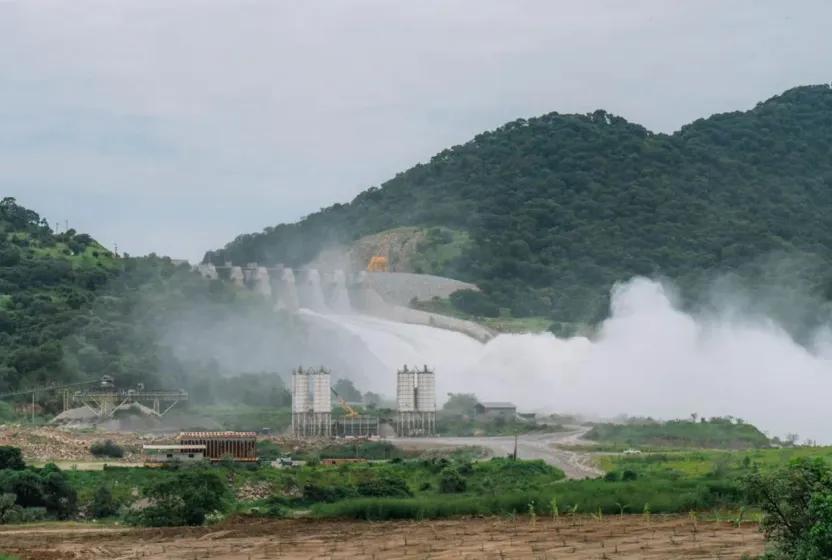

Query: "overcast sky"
left=3, top=1, right=831, bottom=261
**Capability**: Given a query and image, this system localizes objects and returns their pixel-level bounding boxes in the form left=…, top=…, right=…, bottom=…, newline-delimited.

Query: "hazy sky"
left=3, top=1, right=831, bottom=261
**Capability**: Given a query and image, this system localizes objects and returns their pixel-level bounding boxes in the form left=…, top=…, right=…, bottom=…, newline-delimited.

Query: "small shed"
left=143, top=444, right=206, bottom=465
left=474, top=402, right=517, bottom=417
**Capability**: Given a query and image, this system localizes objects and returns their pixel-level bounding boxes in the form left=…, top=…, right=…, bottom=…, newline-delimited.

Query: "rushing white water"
left=308, top=277, right=832, bottom=442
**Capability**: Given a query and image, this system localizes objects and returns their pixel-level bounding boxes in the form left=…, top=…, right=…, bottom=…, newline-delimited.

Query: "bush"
left=439, top=467, right=467, bottom=494
left=622, top=470, right=638, bottom=481
left=302, top=483, right=356, bottom=503
left=356, top=475, right=412, bottom=498
left=131, top=469, right=231, bottom=527
left=745, top=458, right=832, bottom=559
left=90, top=440, right=124, bottom=459
left=0, top=447, right=25, bottom=470
left=0, top=465, right=76, bottom=519
left=89, top=485, right=119, bottom=518
left=449, top=290, right=500, bottom=318
left=256, top=440, right=282, bottom=462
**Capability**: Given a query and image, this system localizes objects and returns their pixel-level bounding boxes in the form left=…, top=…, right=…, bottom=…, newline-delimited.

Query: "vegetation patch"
left=585, top=417, right=770, bottom=449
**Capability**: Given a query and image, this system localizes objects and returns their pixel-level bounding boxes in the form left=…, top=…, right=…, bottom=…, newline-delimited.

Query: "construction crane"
left=330, top=387, right=359, bottom=418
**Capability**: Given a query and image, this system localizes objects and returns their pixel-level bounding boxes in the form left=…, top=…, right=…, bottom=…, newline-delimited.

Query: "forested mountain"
left=0, top=198, right=270, bottom=397
left=0, top=198, right=118, bottom=392
left=206, top=84, right=832, bottom=325
left=0, top=198, right=384, bottom=400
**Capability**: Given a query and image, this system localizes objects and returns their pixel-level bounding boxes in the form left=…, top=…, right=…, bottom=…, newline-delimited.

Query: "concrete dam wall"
left=194, top=263, right=493, bottom=341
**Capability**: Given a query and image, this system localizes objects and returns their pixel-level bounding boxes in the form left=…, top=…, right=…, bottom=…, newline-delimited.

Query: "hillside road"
left=390, top=428, right=603, bottom=479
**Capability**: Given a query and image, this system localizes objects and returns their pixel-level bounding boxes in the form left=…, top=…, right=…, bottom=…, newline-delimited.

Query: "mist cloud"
left=322, top=278, right=832, bottom=442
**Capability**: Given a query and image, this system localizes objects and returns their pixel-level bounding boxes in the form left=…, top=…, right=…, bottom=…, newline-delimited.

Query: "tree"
left=89, top=485, right=119, bottom=518
left=333, top=379, right=362, bottom=402
left=0, top=447, right=25, bottom=470
left=442, top=393, right=479, bottom=415
left=439, top=467, right=467, bottom=494
left=745, top=458, right=832, bottom=559
left=135, top=469, right=231, bottom=527
left=449, top=290, right=500, bottom=318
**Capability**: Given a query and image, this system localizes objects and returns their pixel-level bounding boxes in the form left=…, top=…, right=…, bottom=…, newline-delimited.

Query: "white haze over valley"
left=309, top=278, right=832, bottom=443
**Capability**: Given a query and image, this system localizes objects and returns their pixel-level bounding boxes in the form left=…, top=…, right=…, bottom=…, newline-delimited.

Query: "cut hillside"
left=206, top=84, right=832, bottom=331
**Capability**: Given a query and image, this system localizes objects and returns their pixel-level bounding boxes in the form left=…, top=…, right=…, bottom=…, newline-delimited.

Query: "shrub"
left=0, top=465, right=76, bottom=519
left=622, top=470, right=638, bottom=481
left=356, top=475, right=412, bottom=498
left=449, top=290, right=500, bottom=318
left=89, top=486, right=119, bottom=518
left=439, top=467, right=467, bottom=494
left=256, top=440, right=282, bottom=462
left=90, top=440, right=124, bottom=459
left=0, top=447, right=25, bottom=470
left=745, top=458, right=832, bottom=559
left=132, top=469, right=231, bottom=527
left=302, top=483, right=355, bottom=503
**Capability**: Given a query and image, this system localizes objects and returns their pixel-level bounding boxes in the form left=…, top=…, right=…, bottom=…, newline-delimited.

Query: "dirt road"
left=0, top=516, right=765, bottom=559
left=392, top=428, right=603, bottom=479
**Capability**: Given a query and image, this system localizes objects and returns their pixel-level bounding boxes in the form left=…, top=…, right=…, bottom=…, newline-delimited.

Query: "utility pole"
left=31, top=390, right=35, bottom=425
left=513, top=431, right=518, bottom=460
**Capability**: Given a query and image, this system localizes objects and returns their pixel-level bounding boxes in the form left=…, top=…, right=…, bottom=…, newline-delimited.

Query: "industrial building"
left=142, top=444, right=206, bottom=465
left=291, top=367, right=332, bottom=437
left=395, top=365, right=436, bottom=436
left=474, top=402, right=517, bottom=417
left=176, top=431, right=258, bottom=462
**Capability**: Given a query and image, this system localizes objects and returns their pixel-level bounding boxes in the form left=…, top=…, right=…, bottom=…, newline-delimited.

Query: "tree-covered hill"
left=206, top=84, right=832, bottom=325
left=0, top=197, right=118, bottom=391
left=0, top=198, right=390, bottom=401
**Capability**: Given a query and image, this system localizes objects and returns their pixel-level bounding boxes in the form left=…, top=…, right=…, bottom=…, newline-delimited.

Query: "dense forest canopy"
left=206, top=84, right=832, bottom=324
left=0, top=197, right=301, bottom=399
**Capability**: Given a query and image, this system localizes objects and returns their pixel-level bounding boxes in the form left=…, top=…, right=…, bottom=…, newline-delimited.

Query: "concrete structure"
left=142, top=444, right=206, bottom=465
left=334, top=415, right=380, bottom=438
left=194, top=262, right=494, bottom=341
left=475, top=402, right=517, bottom=417
left=396, top=365, right=436, bottom=437
left=292, top=367, right=332, bottom=437
left=177, top=431, right=257, bottom=462
left=68, top=377, right=187, bottom=417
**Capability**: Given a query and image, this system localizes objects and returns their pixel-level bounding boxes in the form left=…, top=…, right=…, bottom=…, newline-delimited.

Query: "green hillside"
left=585, top=417, right=771, bottom=450
left=0, top=197, right=118, bottom=391
left=206, top=84, right=832, bottom=328
left=0, top=198, right=291, bottom=400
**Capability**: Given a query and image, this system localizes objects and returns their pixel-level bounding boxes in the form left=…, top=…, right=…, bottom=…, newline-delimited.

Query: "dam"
left=194, top=262, right=493, bottom=341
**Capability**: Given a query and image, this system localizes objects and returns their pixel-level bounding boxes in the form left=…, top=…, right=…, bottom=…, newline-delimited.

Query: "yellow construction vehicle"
left=367, top=255, right=389, bottom=272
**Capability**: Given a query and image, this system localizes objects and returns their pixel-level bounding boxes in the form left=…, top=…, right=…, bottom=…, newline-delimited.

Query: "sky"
left=2, top=0, right=831, bottom=261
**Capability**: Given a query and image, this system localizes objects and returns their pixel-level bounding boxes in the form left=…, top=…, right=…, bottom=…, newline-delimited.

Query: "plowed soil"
left=0, top=515, right=765, bottom=559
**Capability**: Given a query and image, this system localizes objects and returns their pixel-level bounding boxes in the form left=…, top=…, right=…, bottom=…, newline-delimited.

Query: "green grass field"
left=585, top=419, right=770, bottom=449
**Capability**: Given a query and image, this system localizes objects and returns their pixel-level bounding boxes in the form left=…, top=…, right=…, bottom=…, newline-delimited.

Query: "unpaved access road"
left=0, top=516, right=765, bottom=559
left=391, top=428, right=603, bottom=479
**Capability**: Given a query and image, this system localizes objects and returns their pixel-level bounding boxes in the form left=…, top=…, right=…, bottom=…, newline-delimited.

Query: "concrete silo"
left=396, top=365, right=436, bottom=437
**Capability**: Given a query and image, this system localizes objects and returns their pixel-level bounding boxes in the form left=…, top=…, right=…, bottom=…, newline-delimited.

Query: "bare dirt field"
left=0, top=515, right=765, bottom=559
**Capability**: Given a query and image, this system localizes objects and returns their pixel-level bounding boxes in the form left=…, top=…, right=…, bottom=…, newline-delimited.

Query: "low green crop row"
left=312, top=478, right=744, bottom=521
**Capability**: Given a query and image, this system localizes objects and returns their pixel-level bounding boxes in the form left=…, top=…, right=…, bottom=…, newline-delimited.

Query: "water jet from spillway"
left=303, top=277, right=832, bottom=443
